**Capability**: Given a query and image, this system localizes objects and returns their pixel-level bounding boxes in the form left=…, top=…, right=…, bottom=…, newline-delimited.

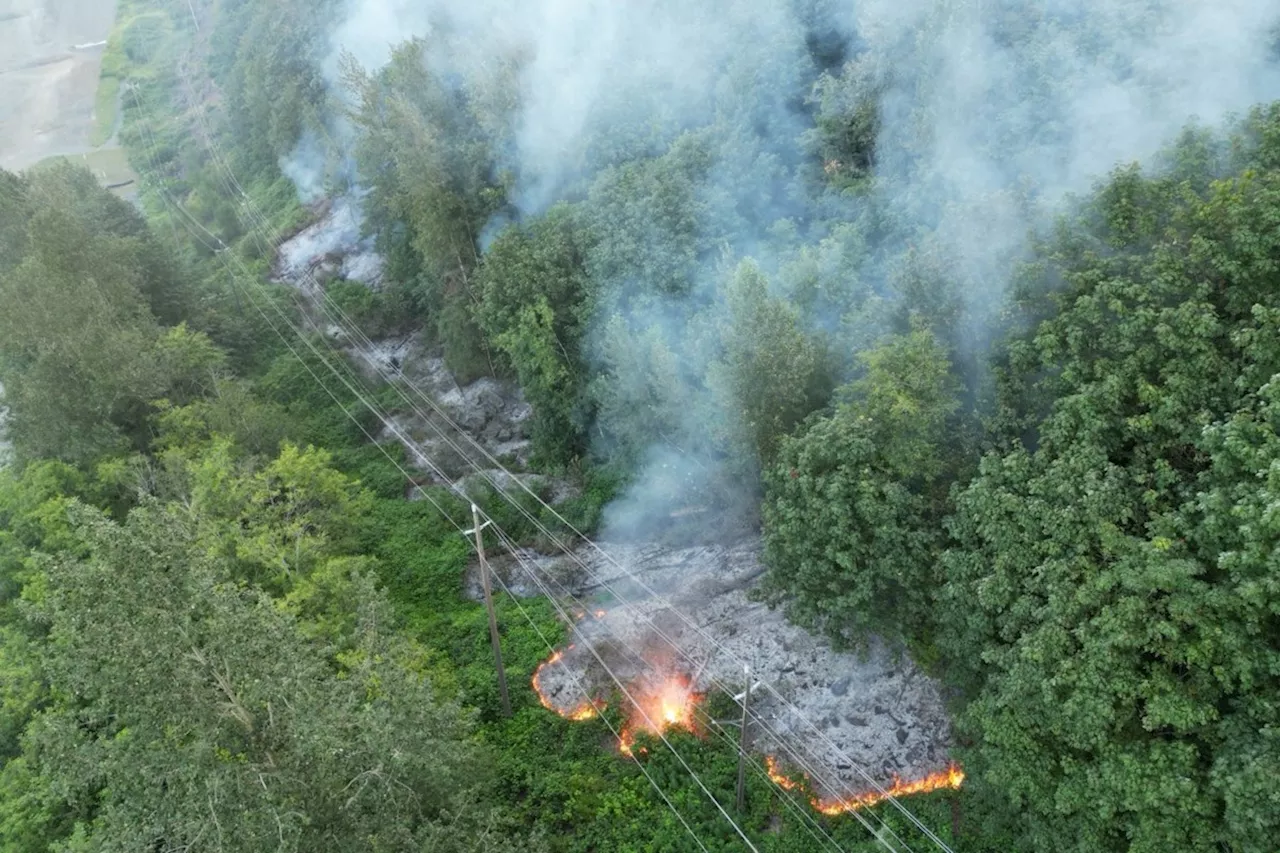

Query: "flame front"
left=531, top=646, right=959, bottom=814
left=619, top=672, right=701, bottom=756
left=766, top=756, right=800, bottom=791
left=531, top=649, right=606, bottom=721
left=766, top=757, right=965, bottom=815
left=813, top=763, right=965, bottom=814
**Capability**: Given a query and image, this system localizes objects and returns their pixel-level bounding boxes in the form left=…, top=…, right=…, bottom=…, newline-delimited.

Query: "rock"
left=830, top=676, right=852, bottom=696
left=896, top=728, right=909, bottom=745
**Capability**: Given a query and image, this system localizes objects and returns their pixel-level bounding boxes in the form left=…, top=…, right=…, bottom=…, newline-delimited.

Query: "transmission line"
left=151, top=55, right=957, bottom=853
left=123, top=84, right=749, bottom=853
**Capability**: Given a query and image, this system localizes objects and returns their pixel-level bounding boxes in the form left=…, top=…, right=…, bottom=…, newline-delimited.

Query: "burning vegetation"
left=531, top=644, right=703, bottom=754
left=533, top=645, right=963, bottom=815
left=767, top=756, right=965, bottom=815
left=531, top=647, right=607, bottom=722
left=618, top=671, right=702, bottom=756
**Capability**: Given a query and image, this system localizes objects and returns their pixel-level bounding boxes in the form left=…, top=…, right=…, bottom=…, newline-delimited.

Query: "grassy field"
left=36, top=148, right=139, bottom=198
left=91, top=77, right=122, bottom=147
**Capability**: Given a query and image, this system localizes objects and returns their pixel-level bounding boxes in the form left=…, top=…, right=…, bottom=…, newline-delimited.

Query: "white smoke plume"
left=320, top=0, right=1280, bottom=216
left=279, top=130, right=329, bottom=205
left=303, top=0, right=1280, bottom=540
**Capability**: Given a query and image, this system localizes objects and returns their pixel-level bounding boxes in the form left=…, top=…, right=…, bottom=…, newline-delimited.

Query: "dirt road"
left=0, top=0, right=119, bottom=171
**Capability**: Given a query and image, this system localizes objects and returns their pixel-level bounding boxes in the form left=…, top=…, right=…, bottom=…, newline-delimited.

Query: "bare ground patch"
left=0, top=0, right=120, bottom=171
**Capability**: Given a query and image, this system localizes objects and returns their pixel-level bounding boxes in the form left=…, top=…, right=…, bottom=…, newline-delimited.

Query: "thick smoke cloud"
left=309, top=0, right=1280, bottom=541
left=318, top=0, right=1280, bottom=252
left=323, top=0, right=813, bottom=213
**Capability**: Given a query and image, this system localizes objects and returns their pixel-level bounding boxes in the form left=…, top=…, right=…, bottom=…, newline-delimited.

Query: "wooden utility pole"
left=736, top=665, right=751, bottom=811
left=469, top=504, right=511, bottom=717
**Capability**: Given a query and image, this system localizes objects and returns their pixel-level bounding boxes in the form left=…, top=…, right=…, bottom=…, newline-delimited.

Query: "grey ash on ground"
left=479, top=540, right=955, bottom=799
left=275, top=201, right=955, bottom=799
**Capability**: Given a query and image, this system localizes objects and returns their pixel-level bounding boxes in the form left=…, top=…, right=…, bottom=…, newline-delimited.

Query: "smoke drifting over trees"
left=298, top=0, right=1280, bottom=538
left=4, top=0, right=1280, bottom=850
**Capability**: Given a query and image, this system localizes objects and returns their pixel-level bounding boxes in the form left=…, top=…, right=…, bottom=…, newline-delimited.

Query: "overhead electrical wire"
left=189, top=106, right=939, bottom=853
left=270, top=265, right=918, bottom=851
left=123, top=82, right=744, bottom=853
left=166, top=153, right=860, bottom=851
left=139, top=49, right=958, bottom=853
left=301, top=284, right=935, bottom=850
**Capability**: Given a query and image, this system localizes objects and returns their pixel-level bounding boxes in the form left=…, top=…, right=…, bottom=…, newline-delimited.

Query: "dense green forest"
left=0, top=0, right=1278, bottom=850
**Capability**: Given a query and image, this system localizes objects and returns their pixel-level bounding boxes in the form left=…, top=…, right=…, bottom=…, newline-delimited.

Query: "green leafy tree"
left=220, top=0, right=338, bottom=179
left=343, top=37, right=509, bottom=380
left=582, top=134, right=713, bottom=301
left=0, top=170, right=164, bottom=463
left=939, top=115, right=1280, bottom=852
left=0, top=164, right=215, bottom=464
left=590, top=315, right=708, bottom=469
left=187, top=440, right=374, bottom=593
left=762, top=328, right=958, bottom=646
left=475, top=205, right=595, bottom=466
left=713, top=260, right=834, bottom=468
left=17, top=503, right=493, bottom=853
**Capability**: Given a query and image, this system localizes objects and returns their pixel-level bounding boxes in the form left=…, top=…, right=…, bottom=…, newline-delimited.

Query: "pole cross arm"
left=463, top=504, right=494, bottom=537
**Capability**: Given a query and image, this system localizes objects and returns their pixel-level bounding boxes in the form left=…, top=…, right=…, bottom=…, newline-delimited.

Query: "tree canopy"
left=4, top=1, right=1280, bottom=851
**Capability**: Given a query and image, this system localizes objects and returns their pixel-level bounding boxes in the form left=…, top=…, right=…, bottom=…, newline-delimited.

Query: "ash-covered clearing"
left=273, top=201, right=539, bottom=492
left=477, top=539, right=955, bottom=798
left=273, top=200, right=954, bottom=797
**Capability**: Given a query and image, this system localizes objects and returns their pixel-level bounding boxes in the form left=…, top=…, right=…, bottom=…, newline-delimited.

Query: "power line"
left=227, top=174, right=932, bottom=851
left=124, top=83, right=737, bottom=853
left=283, top=273, right=920, bottom=852
left=303, top=304, right=933, bottom=845
left=261, top=234, right=952, bottom=847
left=153, top=54, right=956, bottom=853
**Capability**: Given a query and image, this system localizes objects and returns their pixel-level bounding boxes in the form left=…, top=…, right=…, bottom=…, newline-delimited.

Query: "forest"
left=0, top=0, right=1278, bottom=850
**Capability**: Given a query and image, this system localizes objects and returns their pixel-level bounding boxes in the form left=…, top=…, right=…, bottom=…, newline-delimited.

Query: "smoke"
left=304, top=0, right=1280, bottom=542
left=278, top=130, right=330, bottom=205
left=275, top=196, right=378, bottom=283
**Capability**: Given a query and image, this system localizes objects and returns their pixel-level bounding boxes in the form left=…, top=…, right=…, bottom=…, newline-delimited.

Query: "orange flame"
left=531, top=649, right=607, bottom=721
left=532, top=645, right=705, bottom=755
left=766, top=756, right=801, bottom=791
left=814, top=763, right=965, bottom=814
left=619, top=672, right=702, bottom=756
left=766, top=757, right=965, bottom=815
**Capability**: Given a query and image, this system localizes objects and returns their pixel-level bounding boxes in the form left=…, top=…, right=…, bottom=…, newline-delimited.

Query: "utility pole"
left=736, top=665, right=751, bottom=811
left=468, top=504, right=511, bottom=717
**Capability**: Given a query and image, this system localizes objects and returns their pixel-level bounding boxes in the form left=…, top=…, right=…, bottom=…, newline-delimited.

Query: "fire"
left=766, top=757, right=965, bottom=815
left=532, top=643, right=705, bottom=756
left=531, top=648, right=607, bottom=721
left=619, top=672, right=702, bottom=756
left=766, top=756, right=800, bottom=791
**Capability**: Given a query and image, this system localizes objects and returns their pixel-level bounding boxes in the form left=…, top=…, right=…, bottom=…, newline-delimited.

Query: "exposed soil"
left=0, top=0, right=119, bottom=171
